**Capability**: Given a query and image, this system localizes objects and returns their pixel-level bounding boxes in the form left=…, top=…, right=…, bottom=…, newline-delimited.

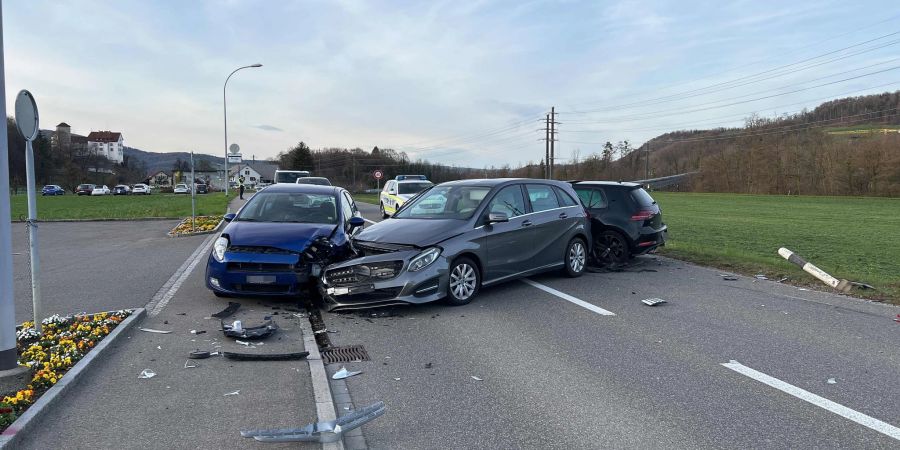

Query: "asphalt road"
left=11, top=220, right=206, bottom=322
left=320, top=202, right=900, bottom=449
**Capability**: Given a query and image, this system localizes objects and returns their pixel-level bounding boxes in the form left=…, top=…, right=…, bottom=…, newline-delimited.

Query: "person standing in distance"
left=238, top=175, right=246, bottom=200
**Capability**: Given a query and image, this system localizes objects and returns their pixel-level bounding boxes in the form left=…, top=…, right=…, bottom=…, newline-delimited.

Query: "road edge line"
left=722, top=360, right=900, bottom=441
left=298, top=317, right=344, bottom=450
left=144, top=232, right=217, bottom=317
left=522, top=279, right=616, bottom=316
left=0, top=308, right=146, bottom=449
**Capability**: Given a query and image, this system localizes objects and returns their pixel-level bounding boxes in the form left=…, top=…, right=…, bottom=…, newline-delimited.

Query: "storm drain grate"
left=322, top=345, right=370, bottom=364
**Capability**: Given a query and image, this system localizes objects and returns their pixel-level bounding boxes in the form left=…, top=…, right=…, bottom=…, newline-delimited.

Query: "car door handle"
left=521, top=220, right=533, bottom=227
left=558, top=213, right=568, bottom=219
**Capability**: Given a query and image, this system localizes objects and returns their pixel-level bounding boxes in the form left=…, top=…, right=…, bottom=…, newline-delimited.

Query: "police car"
left=379, top=175, right=434, bottom=218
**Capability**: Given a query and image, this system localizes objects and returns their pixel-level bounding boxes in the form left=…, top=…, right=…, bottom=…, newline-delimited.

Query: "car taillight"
left=631, top=210, right=655, bottom=221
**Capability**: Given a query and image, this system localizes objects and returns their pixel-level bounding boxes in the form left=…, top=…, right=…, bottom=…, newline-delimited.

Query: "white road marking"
left=722, top=360, right=900, bottom=441
left=144, top=233, right=218, bottom=317
left=522, top=279, right=615, bottom=316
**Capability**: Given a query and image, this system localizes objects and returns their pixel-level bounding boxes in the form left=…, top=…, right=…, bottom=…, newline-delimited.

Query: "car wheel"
left=446, top=257, right=480, bottom=306
left=380, top=202, right=389, bottom=219
left=595, top=230, right=630, bottom=265
left=563, top=237, right=587, bottom=277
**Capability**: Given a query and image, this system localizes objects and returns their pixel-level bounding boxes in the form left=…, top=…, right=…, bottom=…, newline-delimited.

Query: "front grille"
left=336, top=287, right=403, bottom=303
left=322, top=345, right=371, bottom=364
left=232, top=284, right=291, bottom=293
left=354, top=241, right=414, bottom=256
left=228, top=246, right=296, bottom=255
left=326, top=261, right=403, bottom=287
left=228, top=262, right=299, bottom=272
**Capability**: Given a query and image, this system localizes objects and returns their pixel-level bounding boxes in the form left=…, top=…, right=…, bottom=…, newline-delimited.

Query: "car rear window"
left=631, top=188, right=657, bottom=207
left=398, top=182, right=433, bottom=195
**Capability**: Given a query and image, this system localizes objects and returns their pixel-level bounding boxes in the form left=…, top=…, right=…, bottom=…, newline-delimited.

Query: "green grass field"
left=10, top=192, right=236, bottom=220
left=653, top=192, right=900, bottom=303
left=352, top=193, right=380, bottom=205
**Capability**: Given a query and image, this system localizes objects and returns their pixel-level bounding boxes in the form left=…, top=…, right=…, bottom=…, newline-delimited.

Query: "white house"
left=86, top=131, right=125, bottom=164
left=229, top=161, right=278, bottom=187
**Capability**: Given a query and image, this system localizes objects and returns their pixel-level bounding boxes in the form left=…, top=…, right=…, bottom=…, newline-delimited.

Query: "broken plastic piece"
left=222, top=319, right=277, bottom=340
left=235, top=340, right=251, bottom=346
left=754, top=274, right=768, bottom=280
left=721, top=275, right=738, bottom=281
left=223, top=351, right=309, bottom=361
left=642, top=298, right=667, bottom=306
left=332, top=366, right=362, bottom=380
left=189, top=350, right=213, bottom=359
left=212, top=302, right=241, bottom=319
left=138, top=328, right=172, bottom=334
left=184, top=360, right=197, bottom=369
left=240, top=401, right=386, bottom=443
left=471, top=376, right=483, bottom=381
left=138, top=369, right=156, bottom=379
left=827, top=378, right=837, bottom=384
left=190, top=329, right=207, bottom=335
left=224, top=390, right=240, bottom=396
left=893, top=314, right=900, bottom=323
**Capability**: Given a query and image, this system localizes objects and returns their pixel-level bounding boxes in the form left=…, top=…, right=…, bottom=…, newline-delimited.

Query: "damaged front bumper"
left=206, top=251, right=322, bottom=297
left=319, top=249, right=450, bottom=311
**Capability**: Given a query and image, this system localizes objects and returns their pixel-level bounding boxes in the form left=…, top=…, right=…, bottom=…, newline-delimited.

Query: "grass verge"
left=653, top=192, right=900, bottom=304
left=11, top=193, right=237, bottom=220
left=352, top=193, right=380, bottom=205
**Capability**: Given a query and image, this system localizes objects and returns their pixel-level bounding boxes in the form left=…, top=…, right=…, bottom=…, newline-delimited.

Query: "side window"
left=554, top=187, right=578, bottom=207
left=575, top=188, right=607, bottom=209
left=345, top=193, right=359, bottom=213
left=485, top=185, right=527, bottom=218
left=525, top=184, right=560, bottom=212
left=340, top=193, right=354, bottom=224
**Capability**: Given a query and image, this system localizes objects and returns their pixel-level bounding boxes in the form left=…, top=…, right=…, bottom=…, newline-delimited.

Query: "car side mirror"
left=223, top=213, right=236, bottom=222
left=487, top=212, right=509, bottom=223
left=348, top=216, right=365, bottom=229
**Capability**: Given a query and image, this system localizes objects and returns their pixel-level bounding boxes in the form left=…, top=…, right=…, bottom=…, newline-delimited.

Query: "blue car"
left=206, top=184, right=366, bottom=297
left=41, top=185, right=66, bottom=196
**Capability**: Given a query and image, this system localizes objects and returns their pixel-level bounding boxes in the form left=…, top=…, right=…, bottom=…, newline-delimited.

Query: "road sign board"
left=229, top=143, right=240, bottom=154
left=373, top=170, right=383, bottom=180
left=14, top=90, right=39, bottom=141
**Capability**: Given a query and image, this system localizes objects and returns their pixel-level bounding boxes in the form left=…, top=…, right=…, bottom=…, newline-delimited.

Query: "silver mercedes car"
left=320, top=178, right=591, bottom=310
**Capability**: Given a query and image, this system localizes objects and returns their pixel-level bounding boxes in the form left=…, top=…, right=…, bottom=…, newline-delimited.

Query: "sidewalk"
left=14, top=219, right=321, bottom=449
left=228, top=190, right=253, bottom=213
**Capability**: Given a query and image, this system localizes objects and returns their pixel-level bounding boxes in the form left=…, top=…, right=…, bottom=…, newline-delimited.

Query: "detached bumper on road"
left=320, top=250, right=449, bottom=311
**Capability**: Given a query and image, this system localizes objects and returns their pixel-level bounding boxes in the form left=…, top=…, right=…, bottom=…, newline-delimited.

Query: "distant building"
left=148, top=170, right=172, bottom=187
left=86, top=131, right=125, bottom=164
left=229, top=161, right=278, bottom=187
left=50, top=122, right=88, bottom=155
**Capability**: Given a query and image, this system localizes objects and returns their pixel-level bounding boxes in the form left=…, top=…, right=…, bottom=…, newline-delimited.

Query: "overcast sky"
left=4, top=0, right=898, bottom=167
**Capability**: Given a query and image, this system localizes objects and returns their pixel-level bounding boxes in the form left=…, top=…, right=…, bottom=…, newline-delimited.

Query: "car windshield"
left=237, top=192, right=338, bottom=224
left=394, top=185, right=490, bottom=220
left=398, top=182, right=433, bottom=195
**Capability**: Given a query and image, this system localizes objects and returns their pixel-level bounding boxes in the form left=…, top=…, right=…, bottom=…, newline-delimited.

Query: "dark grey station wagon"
left=320, top=178, right=591, bottom=310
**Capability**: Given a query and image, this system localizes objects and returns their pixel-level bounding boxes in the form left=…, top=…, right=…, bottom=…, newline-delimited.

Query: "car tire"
left=380, top=202, right=389, bottom=219
left=595, top=230, right=630, bottom=265
left=563, top=237, right=587, bottom=278
left=445, top=257, right=480, bottom=306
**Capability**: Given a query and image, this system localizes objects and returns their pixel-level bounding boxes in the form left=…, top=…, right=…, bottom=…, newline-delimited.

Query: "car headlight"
left=408, top=247, right=441, bottom=272
left=213, top=236, right=229, bottom=262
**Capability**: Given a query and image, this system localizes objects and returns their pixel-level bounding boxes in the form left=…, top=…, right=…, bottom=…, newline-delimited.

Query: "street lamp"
left=223, top=63, right=262, bottom=196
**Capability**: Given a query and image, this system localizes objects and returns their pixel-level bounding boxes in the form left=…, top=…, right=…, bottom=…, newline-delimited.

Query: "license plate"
left=246, top=275, right=276, bottom=284
left=327, top=285, right=374, bottom=296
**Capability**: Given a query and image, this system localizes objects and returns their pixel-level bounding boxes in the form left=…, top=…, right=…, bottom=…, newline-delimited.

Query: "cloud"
left=253, top=124, right=283, bottom=132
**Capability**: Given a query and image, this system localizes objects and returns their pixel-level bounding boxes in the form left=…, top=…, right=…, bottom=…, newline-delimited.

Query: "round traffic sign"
left=373, top=170, right=383, bottom=180
left=229, top=143, right=240, bottom=154
left=15, top=90, right=39, bottom=141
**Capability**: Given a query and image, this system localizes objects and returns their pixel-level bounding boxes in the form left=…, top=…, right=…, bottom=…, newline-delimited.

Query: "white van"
left=274, top=170, right=311, bottom=184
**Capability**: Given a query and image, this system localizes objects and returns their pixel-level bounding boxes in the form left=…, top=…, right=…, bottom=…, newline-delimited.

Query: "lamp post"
left=223, top=64, right=262, bottom=196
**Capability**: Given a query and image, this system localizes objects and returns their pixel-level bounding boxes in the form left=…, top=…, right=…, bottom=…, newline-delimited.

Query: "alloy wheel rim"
left=450, top=263, right=477, bottom=300
left=570, top=242, right=585, bottom=272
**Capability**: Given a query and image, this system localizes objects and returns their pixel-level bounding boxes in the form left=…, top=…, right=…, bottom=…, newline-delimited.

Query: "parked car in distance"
left=274, top=170, right=311, bottom=184
left=379, top=177, right=434, bottom=218
left=569, top=181, right=667, bottom=264
left=173, top=183, right=190, bottom=194
left=195, top=183, right=208, bottom=194
left=321, top=178, right=590, bottom=311
left=113, top=185, right=131, bottom=195
left=132, top=183, right=151, bottom=195
left=295, top=177, right=332, bottom=186
left=41, top=185, right=65, bottom=196
left=91, top=185, right=111, bottom=196
left=205, top=184, right=365, bottom=297
left=76, top=184, right=96, bottom=196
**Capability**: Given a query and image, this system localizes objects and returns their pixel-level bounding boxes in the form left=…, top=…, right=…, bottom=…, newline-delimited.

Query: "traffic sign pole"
left=0, top=5, right=19, bottom=370
left=16, top=90, right=42, bottom=334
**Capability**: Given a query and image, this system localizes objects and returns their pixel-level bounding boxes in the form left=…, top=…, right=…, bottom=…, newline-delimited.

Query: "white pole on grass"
left=0, top=1, right=20, bottom=369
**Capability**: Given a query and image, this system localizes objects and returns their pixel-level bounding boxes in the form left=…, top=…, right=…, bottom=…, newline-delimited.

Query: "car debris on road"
left=332, top=366, right=362, bottom=380
left=221, top=319, right=277, bottom=339
left=211, top=302, right=241, bottom=319
left=240, top=401, right=386, bottom=443
left=641, top=298, right=667, bottom=306
left=138, top=327, right=172, bottom=334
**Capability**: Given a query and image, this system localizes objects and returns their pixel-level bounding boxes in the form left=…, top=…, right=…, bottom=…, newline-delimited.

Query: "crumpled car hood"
left=355, top=218, right=463, bottom=247
left=224, top=221, right=336, bottom=253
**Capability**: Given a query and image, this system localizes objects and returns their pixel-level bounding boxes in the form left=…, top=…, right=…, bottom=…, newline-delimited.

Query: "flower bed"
left=0, top=310, right=132, bottom=430
left=168, top=215, right=223, bottom=237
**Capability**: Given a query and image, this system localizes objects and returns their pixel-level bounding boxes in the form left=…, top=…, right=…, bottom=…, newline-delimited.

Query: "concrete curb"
left=297, top=317, right=344, bottom=450
left=0, top=308, right=147, bottom=449
left=12, top=217, right=178, bottom=223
